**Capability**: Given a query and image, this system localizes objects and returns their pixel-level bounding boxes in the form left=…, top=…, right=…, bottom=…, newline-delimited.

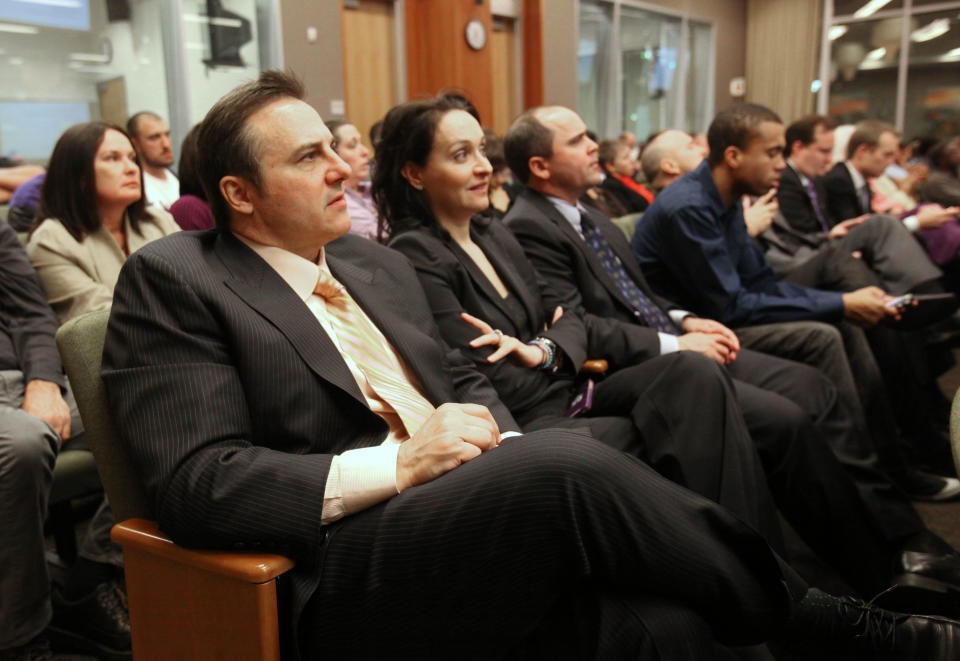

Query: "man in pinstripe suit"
left=101, top=71, right=960, bottom=660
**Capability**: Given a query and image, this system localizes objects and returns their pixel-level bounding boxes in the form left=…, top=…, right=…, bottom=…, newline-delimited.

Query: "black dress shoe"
left=48, top=580, right=131, bottom=661
left=787, top=587, right=960, bottom=659
left=0, top=634, right=53, bottom=661
left=891, top=468, right=960, bottom=501
left=871, top=551, right=960, bottom=618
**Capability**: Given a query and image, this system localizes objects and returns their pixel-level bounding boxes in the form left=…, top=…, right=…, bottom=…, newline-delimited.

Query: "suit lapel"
left=326, top=252, right=442, bottom=403
left=468, top=227, right=543, bottom=335
left=215, top=234, right=369, bottom=408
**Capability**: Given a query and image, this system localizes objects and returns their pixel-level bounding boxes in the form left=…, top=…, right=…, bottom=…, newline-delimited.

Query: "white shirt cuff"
left=903, top=215, right=919, bottom=232
left=658, top=332, right=680, bottom=354
left=668, top=309, right=694, bottom=325
left=321, top=444, right=400, bottom=525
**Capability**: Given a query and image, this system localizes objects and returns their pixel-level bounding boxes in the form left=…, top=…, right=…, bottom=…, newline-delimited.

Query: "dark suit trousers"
left=520, top=352, right=783, bottom=555
left=300, top=430, right=801, bottom=660
left=734, top=323, right=924, bottom=547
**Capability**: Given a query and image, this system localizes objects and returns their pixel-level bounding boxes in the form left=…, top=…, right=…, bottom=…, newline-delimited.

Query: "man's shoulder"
left=779, top=165, right=803, bottom=191
left=821, top=162, right=851, bottom=188
left=327, top=232, right=416, bottom=273
left=503, top=188, right=554, bottom=226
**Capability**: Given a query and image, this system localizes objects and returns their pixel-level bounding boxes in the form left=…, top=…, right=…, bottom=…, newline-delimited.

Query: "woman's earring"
left=411, top=182, right=423, bottom=190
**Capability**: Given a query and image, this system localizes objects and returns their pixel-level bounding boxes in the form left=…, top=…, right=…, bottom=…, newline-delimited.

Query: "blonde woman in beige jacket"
left=27, top=122, right=179, bottom=323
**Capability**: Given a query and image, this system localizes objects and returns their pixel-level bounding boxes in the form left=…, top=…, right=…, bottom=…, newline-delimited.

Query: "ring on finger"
left=493, top=329, right=504, bottom=344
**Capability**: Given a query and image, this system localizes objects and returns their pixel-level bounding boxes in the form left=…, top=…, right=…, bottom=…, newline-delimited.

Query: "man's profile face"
left=610, top=144, right=636, bottom=178
left=536, top=107, right=604, bottom=195
left=133, top=116, right=174, bottom=168
left=793, top=125, right=834, bottom=179
left=240, top=98, right=352, bottom=259
left=734, top=120, right=786, bottom=195
left=859, top=131, right=898, bottom=177
left=661, top=130, right=705, bottom=175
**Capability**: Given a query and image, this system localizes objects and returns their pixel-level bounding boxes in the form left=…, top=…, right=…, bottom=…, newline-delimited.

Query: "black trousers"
left=523, top=352, right=783, bottom=552
left=301, top=430, right=802, bottom=660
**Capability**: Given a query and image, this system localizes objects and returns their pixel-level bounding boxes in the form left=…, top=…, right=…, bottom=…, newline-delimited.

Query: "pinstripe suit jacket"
left=101, top=229, right=518, bottom=642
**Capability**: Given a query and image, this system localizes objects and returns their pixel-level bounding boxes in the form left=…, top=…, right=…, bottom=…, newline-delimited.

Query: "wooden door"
left=489, top=16, right=517, bottom=134
left=341, top=0, right=397, bottom=150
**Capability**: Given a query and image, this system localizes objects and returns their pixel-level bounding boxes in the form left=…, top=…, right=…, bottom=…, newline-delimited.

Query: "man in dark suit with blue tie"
left=101, top=72, right=960, bottom=660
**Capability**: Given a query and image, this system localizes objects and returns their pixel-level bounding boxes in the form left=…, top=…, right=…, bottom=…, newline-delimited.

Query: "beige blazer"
left=27, top=208, right=180, bottom=323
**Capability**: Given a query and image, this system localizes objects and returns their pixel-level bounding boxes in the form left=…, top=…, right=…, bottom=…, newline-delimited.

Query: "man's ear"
left=401, top=163, right=424, bottom=191
left=219, top=175, right=256, bottom=216
left=723, top=145, right=743, bottom=170
left=661, top=158, right=681, bottom=176
left=528, top=156, right=550, bottom=181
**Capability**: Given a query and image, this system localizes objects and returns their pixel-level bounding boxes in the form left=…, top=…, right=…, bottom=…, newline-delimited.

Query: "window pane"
left=833, top=0, right=904, bottom=19
left=181, top=0, right=268, bottom=125
left=828, top=16, right=901, bottom=126
left=685, top=20, right=713, bottom=134
left=903, top=9, right=960, bottom=138
left=620, top=6, right=682, bottom=139
left=578, top=0, right=614, bottom=138
left=0, top=0, right=170, bottom=162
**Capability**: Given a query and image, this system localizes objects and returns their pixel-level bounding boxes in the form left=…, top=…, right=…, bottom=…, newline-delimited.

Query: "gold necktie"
left=315, top=268, right=435, bottom=437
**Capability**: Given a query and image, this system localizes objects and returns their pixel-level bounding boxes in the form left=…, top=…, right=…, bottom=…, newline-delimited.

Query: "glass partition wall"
left=820, top=0, right=960, bottom=139
left=578, top=0, right=715, bottom=141
left=0, top=0, right=282, bottom=165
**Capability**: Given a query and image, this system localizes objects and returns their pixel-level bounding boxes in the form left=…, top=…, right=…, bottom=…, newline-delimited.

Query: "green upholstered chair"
left=57, top=308, right=294, bottom=661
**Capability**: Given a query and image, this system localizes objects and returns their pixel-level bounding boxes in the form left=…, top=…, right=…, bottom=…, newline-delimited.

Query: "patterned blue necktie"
left=579, top=211, right=677, bottom=334
left=805, top=179, right=830, bottom=232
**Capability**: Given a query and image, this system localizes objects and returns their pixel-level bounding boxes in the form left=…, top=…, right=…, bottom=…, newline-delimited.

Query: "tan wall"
left=279, top=0, right=346, bottom=120
left=542, top=0, right=578, bottom=108
left=277, top=0, right=745, bottom=119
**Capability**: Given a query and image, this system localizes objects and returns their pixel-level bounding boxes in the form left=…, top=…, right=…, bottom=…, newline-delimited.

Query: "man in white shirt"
left=127, top=111, right=180, bottom=210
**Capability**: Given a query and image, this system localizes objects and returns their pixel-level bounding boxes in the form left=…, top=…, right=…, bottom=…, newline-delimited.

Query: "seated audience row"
left=97, top=71, right=960, bottom=659
left=3, top=70, right=960, bottom=660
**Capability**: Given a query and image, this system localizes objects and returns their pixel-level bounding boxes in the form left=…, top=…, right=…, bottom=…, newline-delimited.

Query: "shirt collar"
left=691, top=159, right=727, bottom=214
left=234, top=232, right=323, bottom=302
left=545, top=194, right=587, bottom=233
left=845, top=161, right=866, bottom=190
left=787, top=159, right=812, bottom=188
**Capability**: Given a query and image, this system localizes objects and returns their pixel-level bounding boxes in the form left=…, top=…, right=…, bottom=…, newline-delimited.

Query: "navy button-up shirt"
left=631, top=160, right=844, bottom=327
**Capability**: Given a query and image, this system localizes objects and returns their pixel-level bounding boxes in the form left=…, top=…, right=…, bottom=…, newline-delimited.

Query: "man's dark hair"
left=177, top=124, right=205, bottom=200
left=325, top=119, right=349, bottom=152
left=846, top=120, right=896, bottom=161
left=126, top=111, right=163, bottom=140
left=706, top=103, right=782, bottom=166
left=196, top=70, right=305, bottom=231
left=597, top=139, right=622, bottom=172
left=504, top=108, right=554, bottom=185
left=371, top=94, right=479, bottom=241
left=784, top=115, right=837, bottom=157
left=38, top=121, right=148, bottom=242
left=483, top=129, right=508, bottom=173
left=928, top=137, right=960, bottom=172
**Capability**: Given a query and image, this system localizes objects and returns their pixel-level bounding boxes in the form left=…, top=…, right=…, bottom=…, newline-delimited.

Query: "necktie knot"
left=315, top=268, right=345, bottom=300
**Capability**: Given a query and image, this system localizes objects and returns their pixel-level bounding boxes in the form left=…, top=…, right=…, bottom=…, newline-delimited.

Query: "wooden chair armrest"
left=581, top=359, right=609, bottom=374
left=112, top=518, right=295, bottom=584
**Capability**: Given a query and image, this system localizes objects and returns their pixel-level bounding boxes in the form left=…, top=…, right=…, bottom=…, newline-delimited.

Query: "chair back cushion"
left=57, top=308, right=153, bottom=521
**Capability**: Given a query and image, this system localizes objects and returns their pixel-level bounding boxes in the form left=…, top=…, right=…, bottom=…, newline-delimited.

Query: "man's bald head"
left=640, top=129, right=706, bottom=190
